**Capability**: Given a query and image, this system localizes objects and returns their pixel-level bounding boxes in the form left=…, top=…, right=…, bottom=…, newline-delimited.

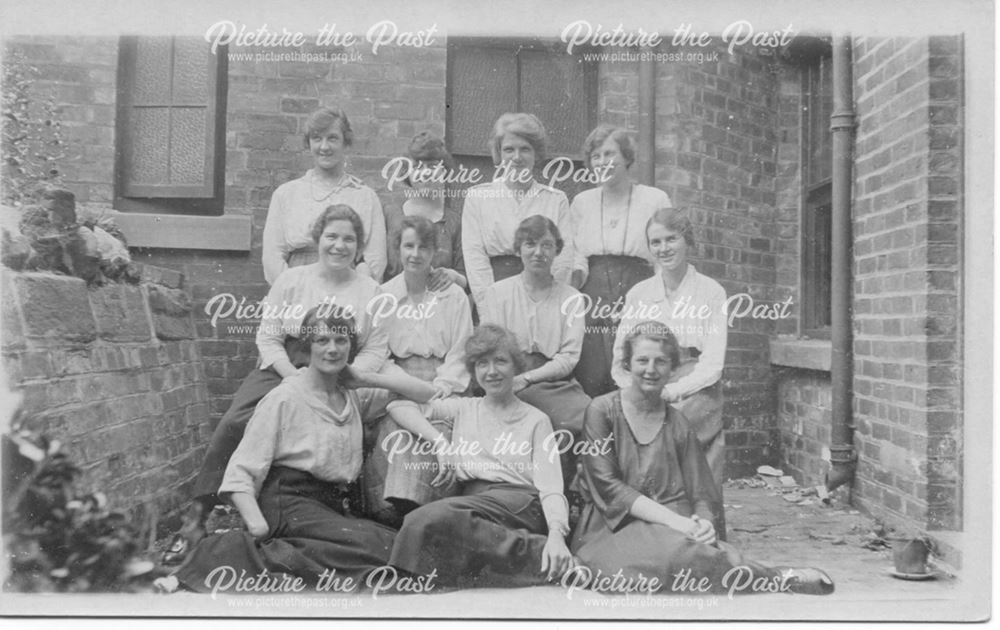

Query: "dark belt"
left=489, top=255, right=523, bottom=281
left=679, top=346, right=702, bottom=360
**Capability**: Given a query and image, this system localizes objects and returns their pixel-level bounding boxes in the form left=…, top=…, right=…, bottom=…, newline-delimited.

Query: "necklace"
left=600, top=183, right=634, bottom=255
left=310, top=170, right=348, bottom=202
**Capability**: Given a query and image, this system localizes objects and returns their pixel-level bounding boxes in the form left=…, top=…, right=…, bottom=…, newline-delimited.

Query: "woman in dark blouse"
left=569, top=321, right=834, bottom=596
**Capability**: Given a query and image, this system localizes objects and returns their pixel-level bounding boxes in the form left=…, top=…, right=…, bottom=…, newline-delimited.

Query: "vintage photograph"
left=0, top=0, right=992, bottom=622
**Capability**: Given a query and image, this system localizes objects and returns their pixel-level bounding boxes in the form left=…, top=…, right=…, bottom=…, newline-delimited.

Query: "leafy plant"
left=2, top=45, right=66, bottom=207
left=2, top=418, right=155, bottom=592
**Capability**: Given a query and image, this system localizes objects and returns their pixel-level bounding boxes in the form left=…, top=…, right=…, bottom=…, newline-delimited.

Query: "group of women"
left=157, top=107, right=833, bottom=596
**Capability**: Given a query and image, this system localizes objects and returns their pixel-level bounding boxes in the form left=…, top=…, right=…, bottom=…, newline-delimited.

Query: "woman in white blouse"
left=462, top=113, right=574, bottom=306
left=362, top=215, right=474, bottom=523
left=163, top=310, right=434, bottom=594
left=168, top=204, right=390, bottom=563
left=262, top=106, right=387, bottom=284
left=611, top=207, right=728, bottom=536
left=477, top=215, right=591, bottom=489
left=569, top=125, right=672, bottom=397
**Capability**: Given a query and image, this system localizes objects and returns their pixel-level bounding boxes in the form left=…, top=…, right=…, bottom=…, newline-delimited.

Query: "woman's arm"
left=261, top=187, right=289, bottom=286
left=228, top=492, right=269, bottom=539
left=359, top=189, right=387, bottom=281
left=345, top=366, right=437, bottom=403
left=661, top=280, right=727, bottom=401
left=518, top=289, right=584, bottom=385
left=461, top=194, right=494, bottom=305
left=568, top=195, right=589, bottom=289
left=551, top=193, right=575, bottom=286
left=255, top=271, right=300, bottom=377
left=432, top=292, right=473, bottom=396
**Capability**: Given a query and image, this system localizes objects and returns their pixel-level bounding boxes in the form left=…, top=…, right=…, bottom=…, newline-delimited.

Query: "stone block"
left=90, top=283, right=152, bottom=341
left=16, top=272, right=96, bottom=342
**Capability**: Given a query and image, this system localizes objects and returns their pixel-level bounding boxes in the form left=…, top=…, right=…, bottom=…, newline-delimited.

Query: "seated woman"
left=159, top=309, right=435, bottom=594
left=384, top=324, right=575, bottom=588
left=167, top=204, right=389, bottom=562
left=570, top=321, right=834, bottom=596
left=478, top=215, right=591, bottom=487
left=362, top=215, right=474, bottom=523
left=383, top=130, right=466, bottom=289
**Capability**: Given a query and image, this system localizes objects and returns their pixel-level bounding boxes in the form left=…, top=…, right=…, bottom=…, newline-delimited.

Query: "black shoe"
left=779, top=567, right=835, bottom=595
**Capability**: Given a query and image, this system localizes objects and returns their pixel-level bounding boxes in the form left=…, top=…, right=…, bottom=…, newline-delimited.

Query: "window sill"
left=770, top=337, right=832, bottom=372
left=110, top=212, right=252, bottom=251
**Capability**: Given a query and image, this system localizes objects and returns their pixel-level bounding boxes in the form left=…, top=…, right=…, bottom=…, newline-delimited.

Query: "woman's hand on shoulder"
left=427, top=267, right=458, bottom=291
left=685, top=515, right=716, bottom=546
left=340, top=366, right=374, bottom=389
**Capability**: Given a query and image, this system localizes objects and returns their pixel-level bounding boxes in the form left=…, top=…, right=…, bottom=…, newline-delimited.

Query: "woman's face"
left=309, top=123, right=347, bottom=173
left=309, top=323, right=353, bottom=376
left=499, top=132, right=536, bottom=181
left=474, top=349, right=517, bottom=398
left=318, top=219, right=359, bottom=270
left=647, top=223, right=689, bottom=273
left=589, top=136, right=629, bottom=186
left=410, top=159, right=446, bottom=197
left=518, top=229, right=558, bottom=274
left=626, top=337, right=673, bottom=394
left=399, top=227, right=434, bottom=274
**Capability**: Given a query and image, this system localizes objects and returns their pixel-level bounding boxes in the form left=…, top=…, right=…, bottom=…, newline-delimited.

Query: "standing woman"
left=478, top=215, right=590, bottom=487
left=569, top=125, right=672, bottom=397
left=383, top=131, right=466, bottom=288
left=362, top=215, right=474, bottom=522
left=166, top=205, right=389, bottom=562
left=462, top=113, right=574, bottom=306
left=570, top=322, right=833, bottom=596
left=611, top=208, right=729, bottom=534
left=262, top=106, right=387, bottom=284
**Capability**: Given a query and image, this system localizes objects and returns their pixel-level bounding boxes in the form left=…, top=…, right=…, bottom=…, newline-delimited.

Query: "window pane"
left=169, top=108, right=208, bottom=185
left=128, top=107, right=171, bottom=184
left=806, top=58, right=833, bottom=186
left=519, top=50, right=589, bottom=157
left=449, top=47, right=517, bottom=155
left=133, top=37, right=172, bottom=104
left=172, top=37, right=210, bottom=104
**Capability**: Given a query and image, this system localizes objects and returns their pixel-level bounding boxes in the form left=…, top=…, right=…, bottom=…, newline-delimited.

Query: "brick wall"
left=1, top=269, right=209, bottom=521
left=777, top=371, right=832, bottom=485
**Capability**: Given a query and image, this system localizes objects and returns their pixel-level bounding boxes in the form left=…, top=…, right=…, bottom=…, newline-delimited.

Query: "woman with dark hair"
left=156, top=310, right=435, bottom=594
left=462, top=113, right=574, bottom=306
left=383, top=131, right=466, bottom=288
left=262, top=106, right=387, bottom=283
left=362, top=214, right=473, bottom=522
left=477, top=214, right=591, bottom=487
left=569, top=125, right=673, bottom=397
left=165, top=204, right=390, bottom=563
left=569, top=321, right=834, bottom=596
left=384, top=324, right=575, bottom=588
left=612, top=208, right=729, bottom=500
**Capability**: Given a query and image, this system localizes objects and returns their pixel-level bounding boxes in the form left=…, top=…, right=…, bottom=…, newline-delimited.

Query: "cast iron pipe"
left=637, top=54, right=655, bottom=185
left=826, top=34, right=857, bottom=491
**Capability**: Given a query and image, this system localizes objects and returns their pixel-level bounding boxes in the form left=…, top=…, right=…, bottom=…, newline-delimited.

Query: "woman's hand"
left=511, top=374, right=531, bottom=393
left=340, top=366, right=373, bottom=389
left=685, top=515, right=717, bottom=546
left=245, top=515, right=270, bottom=541
left=430, top=384, right=452, bottom=401
left=427, top=267, right=459, bottom=292
left=540, top=533, right=575, bottom=582
left=660, top=383, right=684, bottom=403
left=430, top=436, right=456, bottom=487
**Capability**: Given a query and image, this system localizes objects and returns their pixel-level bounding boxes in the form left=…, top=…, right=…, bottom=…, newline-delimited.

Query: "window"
left=799, top=41, right=833, bottom=337
left=446, top=38, right=597, bottom=200
left=115, top=36, right=227, bottom=214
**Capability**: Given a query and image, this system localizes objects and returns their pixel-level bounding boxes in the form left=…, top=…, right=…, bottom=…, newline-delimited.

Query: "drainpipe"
left=637, top=54, right=655, bottom=186
left=826, top=34, right=857, bottom=491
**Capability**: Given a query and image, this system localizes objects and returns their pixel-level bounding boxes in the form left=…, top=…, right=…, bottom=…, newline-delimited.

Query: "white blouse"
left=478, top=276, right=584, bottom=383
left=255, top=264, right=388, bottom=374
left=461, top=179, right=574, bottom=305
left=375, top=274, right=473, bottom=396
left=570, top=183, right=672, bottom=282
left=611, top=264, right=728, bottom=399
left=261, top=170, right=387, bottom=284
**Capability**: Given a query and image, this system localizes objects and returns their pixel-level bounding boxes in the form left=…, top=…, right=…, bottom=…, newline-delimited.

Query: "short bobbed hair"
left=620, top=320, right=681, bottom=371
left=302, top=107, right=354, bottom=148
left=299, top=307, right=360, bottom=365
left=582, top=124, right=637, bottom=170
left=645, top=207, right=696, bottom=248
left=464, top=324, right=527, bottom=378
left=489, top=113, right=548, bottom=165
left=310, top=204, right=366, bottom=257
left=394, top=215, right=439, bottom=253
left=513, top=214, right=564, bottom=256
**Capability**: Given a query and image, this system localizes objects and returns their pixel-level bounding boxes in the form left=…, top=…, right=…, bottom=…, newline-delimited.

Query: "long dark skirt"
left=175, top=467, right=397, bottom=594
left=574, top=255, right=654, bottom=398
left=489, top=255, right=523, bottom=283
left=389, top=481, right=551, bottom=588
left=361, top=356, right=459, bottom=520
left=569, top=502, right=778, bottom=595
left=192, top=338, right=311, bottom=502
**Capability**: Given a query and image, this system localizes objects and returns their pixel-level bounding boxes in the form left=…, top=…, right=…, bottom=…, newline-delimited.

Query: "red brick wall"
left=1, top=269, right=209, bottom=520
